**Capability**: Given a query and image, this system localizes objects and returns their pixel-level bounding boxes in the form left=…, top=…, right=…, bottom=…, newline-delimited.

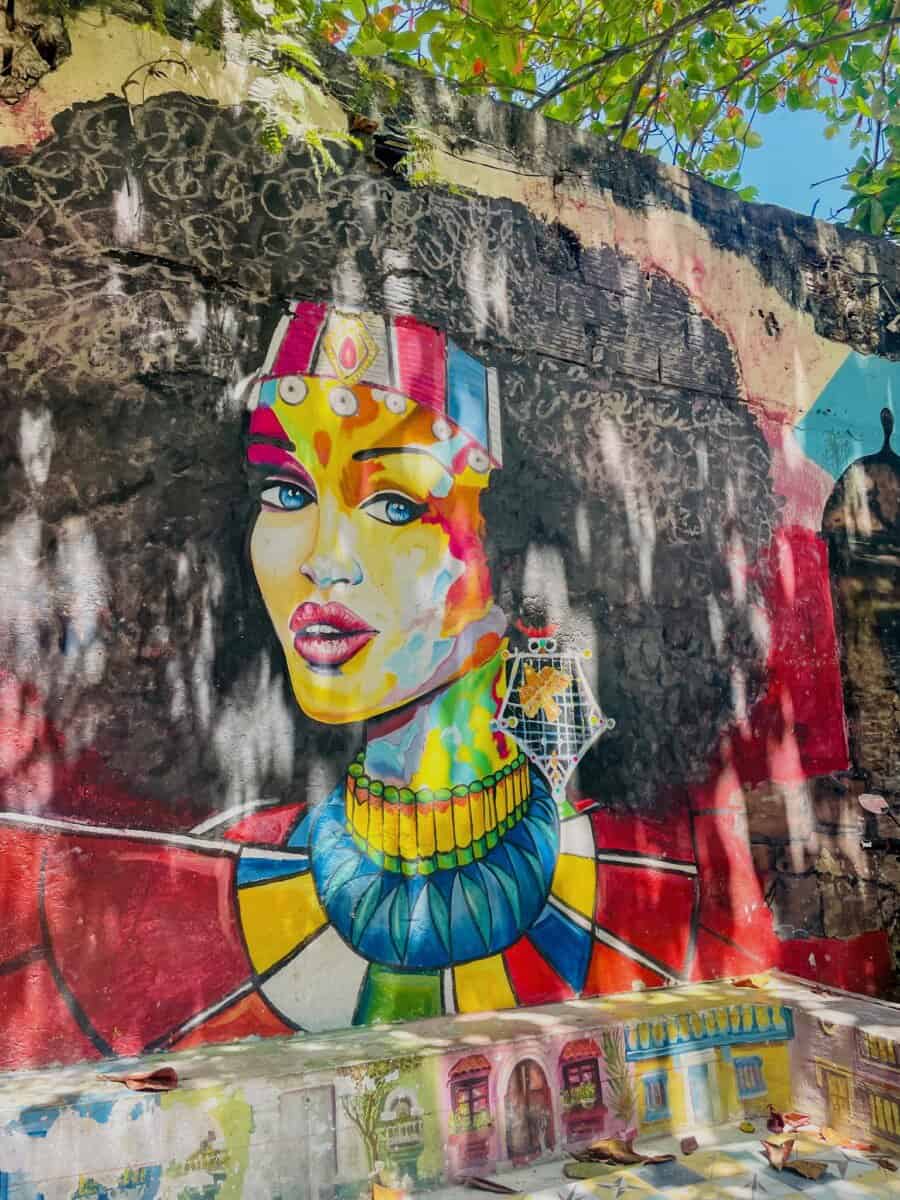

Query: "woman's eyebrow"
left=246, top=443, right=315, bottom=489
left=248, top=433, right=296, bottom=452
left=352, top=445, right=451, bottom=476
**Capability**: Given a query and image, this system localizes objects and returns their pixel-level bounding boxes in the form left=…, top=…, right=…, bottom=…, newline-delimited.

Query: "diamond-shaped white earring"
left=493, top=628, right=614, bottom=800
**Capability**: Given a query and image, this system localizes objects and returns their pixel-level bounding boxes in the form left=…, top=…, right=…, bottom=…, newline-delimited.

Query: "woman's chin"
left=289, top=668, right=395, bottom=726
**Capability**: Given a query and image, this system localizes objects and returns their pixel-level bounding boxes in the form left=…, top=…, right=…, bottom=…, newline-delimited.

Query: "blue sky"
left=738, top=103, right=857, bottom=221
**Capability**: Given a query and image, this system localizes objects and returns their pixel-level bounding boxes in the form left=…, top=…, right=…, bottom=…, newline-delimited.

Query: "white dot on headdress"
left=467, top=447, right=491, bottom=474
left=329, top=387, right=359, bottom=418
left=278, top=376, right=307, bottom=405
left=384, top=393, right=407, bottom=416
left=432, top=417, right=452, bottom=441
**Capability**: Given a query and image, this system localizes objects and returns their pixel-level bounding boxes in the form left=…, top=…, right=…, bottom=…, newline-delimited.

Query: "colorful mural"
left=0, top=299, right=789, bottom=1068
left=1, top=295, right=899, bottom=1069
left=0, top=59, right=899, bottom=1075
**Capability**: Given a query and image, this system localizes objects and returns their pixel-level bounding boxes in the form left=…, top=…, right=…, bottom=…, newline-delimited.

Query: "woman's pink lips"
left=290, top=602, right=377, bottom=668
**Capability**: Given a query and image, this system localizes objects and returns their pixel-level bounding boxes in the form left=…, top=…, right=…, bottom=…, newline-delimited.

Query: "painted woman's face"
left=248, top=376, right=505, bottom=724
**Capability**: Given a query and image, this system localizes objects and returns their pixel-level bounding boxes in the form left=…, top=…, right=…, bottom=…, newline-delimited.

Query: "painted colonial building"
left=623, top=1000, right=794, bottom=1133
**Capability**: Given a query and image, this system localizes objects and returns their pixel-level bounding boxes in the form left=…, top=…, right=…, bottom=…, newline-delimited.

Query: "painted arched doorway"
left=505, top=1058, right=555, bottom=1164
left=823, top=406, right=900, bottom=794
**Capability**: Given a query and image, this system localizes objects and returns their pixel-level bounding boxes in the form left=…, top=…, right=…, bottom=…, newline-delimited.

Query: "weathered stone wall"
left=1, top=15, right=899, bottom=1071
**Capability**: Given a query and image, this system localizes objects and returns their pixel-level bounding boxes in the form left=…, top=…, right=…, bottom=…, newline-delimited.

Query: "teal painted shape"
left=350, top=875, right=384, bottom=945
left=389, top=885, right=411, bottom=960
left=504, top=840, right=546, bottom=894
left=459, top=870, right=492, bottom=950
left=484, top=861, right=522, bottom=925
left=319, top=853, right=364, bottom=905
left=795, top=351, right=900, bottom=479
left=427, top=883, right=452, bottom=954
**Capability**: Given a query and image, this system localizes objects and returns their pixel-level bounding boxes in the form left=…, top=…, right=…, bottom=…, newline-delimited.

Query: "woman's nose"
left=300, top=501, right=363, bottom=588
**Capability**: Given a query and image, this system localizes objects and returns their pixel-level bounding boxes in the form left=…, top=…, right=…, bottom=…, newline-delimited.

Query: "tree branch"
left=530, top=0, right=745, bottom=109
left=615, top=33, right=671, bottom=144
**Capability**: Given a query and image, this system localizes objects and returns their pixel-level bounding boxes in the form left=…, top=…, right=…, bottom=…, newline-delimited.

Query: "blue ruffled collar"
left=305, top=769, right=559, bottom=970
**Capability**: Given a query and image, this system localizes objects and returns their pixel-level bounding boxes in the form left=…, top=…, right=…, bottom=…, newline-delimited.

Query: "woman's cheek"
left=250, top=512, right=317, bottom=610
left=422, top=495, right=493, bottom=636
left=379, top=531, right=460, bottom=632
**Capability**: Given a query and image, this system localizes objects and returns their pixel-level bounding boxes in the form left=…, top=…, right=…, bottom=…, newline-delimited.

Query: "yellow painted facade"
left=634, top=1040, right=792, bottom=1135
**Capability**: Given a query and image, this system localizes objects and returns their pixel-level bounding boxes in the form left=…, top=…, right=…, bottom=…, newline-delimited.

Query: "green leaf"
left=851, top=43, right=882, bottom=73
left=413, top=10, right=445, bottom=35
left=352, top=36, right=387, bottom=55
left=870, top=90, right=889, bottom=120
left=387, top=30, right=419, bottom=51
left=869, top=197, right=886, bottom=234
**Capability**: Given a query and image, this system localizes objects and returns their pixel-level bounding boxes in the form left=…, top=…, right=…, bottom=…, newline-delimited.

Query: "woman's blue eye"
left=362, top=493, right=427, bottom=526
left=260, top=482, right=315, bottom=511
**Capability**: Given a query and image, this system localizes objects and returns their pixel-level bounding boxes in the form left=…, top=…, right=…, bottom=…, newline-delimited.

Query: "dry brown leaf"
left=782, top=1112, right=811, bottom=1130
left=573, top=1147, right=644, bottom=1165
left=98, top=1066, right=178, bottom=1092
left=877, top=1158, right=899, bottom=1172
left=576, top=1137, right=674, bottom=1166
left=581, top=1138, right=644, bottom=1164
left=785, top=1160, right=828, bottom=1181
left=761, top=1138, right=795, bottom=1170
left=350, top=113, right=379, bottom=134
left=464, top=1178, right=521, bottom=1194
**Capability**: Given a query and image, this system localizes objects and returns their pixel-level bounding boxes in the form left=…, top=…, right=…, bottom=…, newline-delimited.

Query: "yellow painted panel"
left=454, top=955, right=516, bottom=1012
left=716, top=1057, right=741, bottom=1120
left=669, top=1070, right=688, bottom=1128
left=756, top=1044, right=792, bottom=1112
left=239, top=872, right=327, bottom=973
left=551, top=853, right=597, bottom=919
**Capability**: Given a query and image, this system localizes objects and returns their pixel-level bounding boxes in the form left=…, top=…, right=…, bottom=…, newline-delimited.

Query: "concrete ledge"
left=3, top=974, right=900, bottom=1198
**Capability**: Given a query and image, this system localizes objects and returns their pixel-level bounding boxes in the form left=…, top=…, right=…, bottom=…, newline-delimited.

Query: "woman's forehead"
left=248, top=376, right=494, bottom=488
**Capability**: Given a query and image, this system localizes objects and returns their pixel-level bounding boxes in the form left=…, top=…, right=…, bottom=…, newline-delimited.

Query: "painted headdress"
left=250, top=302, right=503, bottom=470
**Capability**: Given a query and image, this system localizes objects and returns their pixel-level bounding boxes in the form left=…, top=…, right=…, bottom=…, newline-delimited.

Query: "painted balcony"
left=623, top=1002, right=794, bottom=1061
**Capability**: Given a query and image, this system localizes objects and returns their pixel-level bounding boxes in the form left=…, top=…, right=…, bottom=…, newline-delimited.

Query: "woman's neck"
left=363, top=647, right=516, bottom=790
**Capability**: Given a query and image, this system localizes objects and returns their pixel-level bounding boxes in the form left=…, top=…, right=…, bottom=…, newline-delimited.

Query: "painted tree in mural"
left=338, top=1057, right=421, bottom=1172
left=10, top=0, right=899, bottom=232
left=600, top=1031, right=637, bottom=1128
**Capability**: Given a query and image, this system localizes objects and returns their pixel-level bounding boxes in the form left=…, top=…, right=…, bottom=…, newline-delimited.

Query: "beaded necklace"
left=344, top=751, right=532, bottom=876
